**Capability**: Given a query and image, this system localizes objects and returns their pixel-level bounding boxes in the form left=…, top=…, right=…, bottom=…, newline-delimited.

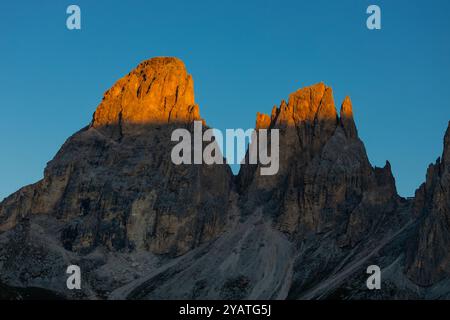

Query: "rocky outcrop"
left=0, top=57, right=232, bottom=261
left=407, top=122, right=450, bottom=286
left=0, top=57, right=449, bottom=299
left=234, top=83, right=407, bottom=298
left=239, top=83, right=399, bottom=244
left=340, top=96, right=357, bottom=139
left=93, top=57, right=201, bottom=137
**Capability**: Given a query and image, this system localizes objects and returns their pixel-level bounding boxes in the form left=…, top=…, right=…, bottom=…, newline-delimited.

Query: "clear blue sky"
left=1, top=0, right=450, bottom=199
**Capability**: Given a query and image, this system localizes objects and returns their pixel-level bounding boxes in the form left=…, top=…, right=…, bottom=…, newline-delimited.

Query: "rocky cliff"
left=0, top=57, right=449, bottom=299
left=0, top=58, right=233, bottom=295
left=406, top=123, right=450, bottom=286
left=239, top=84, right=399, bottom=243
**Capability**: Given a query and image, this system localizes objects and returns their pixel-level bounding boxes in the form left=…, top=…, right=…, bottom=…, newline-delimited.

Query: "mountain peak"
left=287, top=82, right=337, bottom=121
left=443, top=121, right=450, bottom=163
left=256, top=112, right=271, bottom=130
left=339, top=96, right=358, bottom=138
left=92, top=57, right=200, bottom=134
left=340, top=96, right=353, bottom=117
left=137, top=56, right=186, bottom=70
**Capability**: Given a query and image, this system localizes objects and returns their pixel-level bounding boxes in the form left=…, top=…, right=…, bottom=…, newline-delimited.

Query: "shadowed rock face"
left=0, top=57, right=449, bottom=299
left=239, top=85, right=399, bottom=245
left=407, top=122, right=450, bottom=286
left=0, top=57, right=232, bottom=259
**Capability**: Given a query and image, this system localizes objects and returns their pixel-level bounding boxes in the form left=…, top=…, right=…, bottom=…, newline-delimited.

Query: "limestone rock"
left=255, top=112, right=271, bottom=130
left=407, top=122, right=450, bottom=286
left=340, top=96, right=358, bottom=139
left=239, top=84, right=398, bottom=244
left=93, top=57, right=202, bottom=139
left=0, top=57, right=232, bottom=260
left=0, top=58, right=449, bottom=300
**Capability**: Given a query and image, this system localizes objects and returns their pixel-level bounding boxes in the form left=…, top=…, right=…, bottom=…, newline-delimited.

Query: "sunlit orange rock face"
left=340, top=96, right=357, bottom=139
left=92, top=57, right=201, bottom=134
left=275, top=83, right=337, bottom=126
left=255, top=112, right=271, bottom=129
left=268, top=83, right=339, bottom=154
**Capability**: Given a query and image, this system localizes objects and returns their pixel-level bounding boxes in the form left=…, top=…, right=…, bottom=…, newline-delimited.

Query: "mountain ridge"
left=0, top=57, right=449, bottom=299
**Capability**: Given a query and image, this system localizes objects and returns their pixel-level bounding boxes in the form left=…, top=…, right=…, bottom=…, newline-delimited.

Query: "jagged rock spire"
left=273, top=82, right=337, bottom=126
left=340, top=96, right=358, bottom=139
left=443, top=121, right=450, bottom=164
left=256, top=112, right=271, bottom=130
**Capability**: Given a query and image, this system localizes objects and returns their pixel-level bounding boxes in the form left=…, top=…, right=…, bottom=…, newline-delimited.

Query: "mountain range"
left=0, top=57, right=449, bottom=299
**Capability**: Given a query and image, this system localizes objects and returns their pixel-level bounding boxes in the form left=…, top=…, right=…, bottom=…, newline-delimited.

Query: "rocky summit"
left=0, top=57, right=449, bottom=299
